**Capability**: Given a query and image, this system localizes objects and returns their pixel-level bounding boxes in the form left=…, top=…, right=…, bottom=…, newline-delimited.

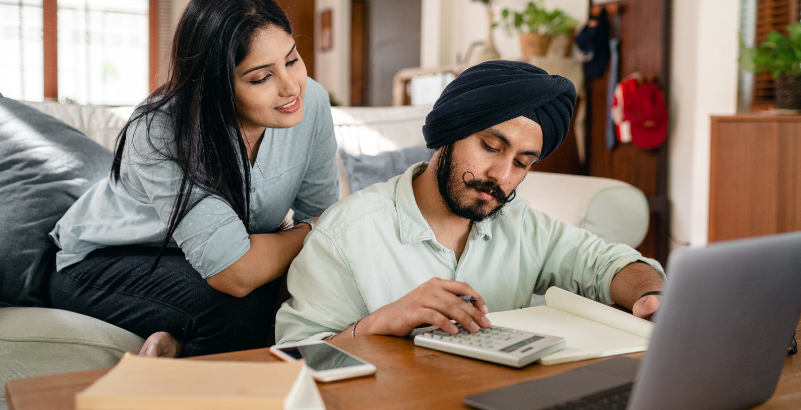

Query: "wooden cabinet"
left=709, top=115, right=801, bottom=242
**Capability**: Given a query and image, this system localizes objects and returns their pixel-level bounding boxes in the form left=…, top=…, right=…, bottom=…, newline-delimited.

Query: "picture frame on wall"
left=320, top=9, right=333, bottom=52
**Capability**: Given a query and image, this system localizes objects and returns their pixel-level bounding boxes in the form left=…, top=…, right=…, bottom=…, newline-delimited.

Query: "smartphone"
left=269, top=340, right=377, bottom=382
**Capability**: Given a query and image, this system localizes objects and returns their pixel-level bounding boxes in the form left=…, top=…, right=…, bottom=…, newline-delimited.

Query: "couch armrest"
left=0, top=307, right=145, bottom=400
left=516, top=172, right=649, bottom=248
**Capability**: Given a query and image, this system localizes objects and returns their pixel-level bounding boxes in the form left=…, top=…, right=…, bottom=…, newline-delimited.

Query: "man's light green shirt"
left=275, top=163, right=664, bottom=344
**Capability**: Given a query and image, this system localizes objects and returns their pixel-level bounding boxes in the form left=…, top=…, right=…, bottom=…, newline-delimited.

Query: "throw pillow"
left=339, top=146, right=432, bottom=193
left=0, top=95, right=113, bottom=307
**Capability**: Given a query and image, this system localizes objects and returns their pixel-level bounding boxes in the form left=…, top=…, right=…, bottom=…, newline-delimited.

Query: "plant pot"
left=520, top=33, right=552, bottom=57
left=775, top=74, right=801, bottom=110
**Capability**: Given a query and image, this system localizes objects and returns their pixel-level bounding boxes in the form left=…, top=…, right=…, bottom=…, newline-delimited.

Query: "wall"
left=171, top=0, right=189, bottom=26
left=154, top=0, right=190, bottom=86
left=421, top=0, right=589, bottom=69
left=668, top=0, right=740, bottom=249
left=315, top=0, right=351, bottom=106
left=421, top=0, right=743, bottom=252
left=366, top=0, right=421, bottom=106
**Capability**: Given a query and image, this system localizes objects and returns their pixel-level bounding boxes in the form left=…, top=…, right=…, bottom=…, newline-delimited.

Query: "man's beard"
left=435, top=144, right=517, bottom=223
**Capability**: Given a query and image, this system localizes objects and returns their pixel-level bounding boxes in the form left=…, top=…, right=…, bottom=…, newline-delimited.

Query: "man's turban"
left=423, top=61, right=577, bottom=162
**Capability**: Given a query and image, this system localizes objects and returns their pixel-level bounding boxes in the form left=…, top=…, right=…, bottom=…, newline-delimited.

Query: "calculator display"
left=500, top=336, right=544, bottom=353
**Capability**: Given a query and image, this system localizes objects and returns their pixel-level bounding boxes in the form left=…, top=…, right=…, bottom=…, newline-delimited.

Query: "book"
left=75, top=353, right=325, bottom=410
left=486, top=287, right=653, bottom=365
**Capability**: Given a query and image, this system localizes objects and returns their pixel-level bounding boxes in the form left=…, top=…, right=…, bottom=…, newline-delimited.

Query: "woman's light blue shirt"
left=50, top=78, right=339, bottom=278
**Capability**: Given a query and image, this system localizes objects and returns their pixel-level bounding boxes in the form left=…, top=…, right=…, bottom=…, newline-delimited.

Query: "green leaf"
left=497, top=0, right=574, bottom=35
left=738, top=22, right=801, bottom=78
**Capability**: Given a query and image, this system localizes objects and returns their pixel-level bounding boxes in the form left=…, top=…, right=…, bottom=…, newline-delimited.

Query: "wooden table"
left=7, top=318, right=801, bottom=410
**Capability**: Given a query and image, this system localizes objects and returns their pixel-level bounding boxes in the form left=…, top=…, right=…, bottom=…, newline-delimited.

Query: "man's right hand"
left=358, top=278, right=491, bottom=337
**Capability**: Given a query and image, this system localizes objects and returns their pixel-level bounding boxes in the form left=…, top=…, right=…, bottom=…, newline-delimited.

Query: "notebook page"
left=545, top=287, right=654, bottom=339
left=486, top=306, right=649, bottom=365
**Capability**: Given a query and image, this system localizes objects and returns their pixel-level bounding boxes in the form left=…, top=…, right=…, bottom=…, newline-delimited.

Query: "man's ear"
left=430, top=146, right=444, bottom=164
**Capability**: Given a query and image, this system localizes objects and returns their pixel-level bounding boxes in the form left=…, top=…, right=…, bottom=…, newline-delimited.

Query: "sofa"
left=0, top=99, right=649, bottom=409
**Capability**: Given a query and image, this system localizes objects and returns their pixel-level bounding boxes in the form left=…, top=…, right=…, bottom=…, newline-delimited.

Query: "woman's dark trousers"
left=49, top=245, right=280, bottom=357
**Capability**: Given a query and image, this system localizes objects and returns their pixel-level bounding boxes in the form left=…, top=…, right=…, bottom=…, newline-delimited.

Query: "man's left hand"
left=632, top=295, right=660, bottom=321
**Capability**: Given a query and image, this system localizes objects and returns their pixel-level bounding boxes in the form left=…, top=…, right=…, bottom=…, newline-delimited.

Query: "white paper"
left=545, top=287, right=654, bottom=339
left=284, top=366, right=326, bottom=410
left=486, top=287, right=653, bottom=365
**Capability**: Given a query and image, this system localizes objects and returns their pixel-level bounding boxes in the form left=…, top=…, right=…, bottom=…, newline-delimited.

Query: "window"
left=57, top=0, right=149, bottom=105
left=0, top=0, right=155, bottom=105
left=749, top=0, right=801, bottom=110
left=0, top=0, right=45, bottom=102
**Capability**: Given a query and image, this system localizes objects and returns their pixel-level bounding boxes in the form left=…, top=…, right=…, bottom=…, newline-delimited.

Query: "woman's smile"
left=275, top=97, right=300, bottom=113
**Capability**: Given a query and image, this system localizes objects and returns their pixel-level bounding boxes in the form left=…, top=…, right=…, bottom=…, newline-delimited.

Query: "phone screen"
left=278, top=344, right=367, bottom=371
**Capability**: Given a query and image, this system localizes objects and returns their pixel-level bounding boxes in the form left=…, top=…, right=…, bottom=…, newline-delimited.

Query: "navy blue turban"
left=423, top=61, right=577, bottom=161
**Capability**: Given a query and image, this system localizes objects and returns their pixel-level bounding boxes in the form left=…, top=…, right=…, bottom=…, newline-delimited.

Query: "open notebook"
left=76, top=353, right=325, bottom=410
left=486, top=287, right=653, bottom=365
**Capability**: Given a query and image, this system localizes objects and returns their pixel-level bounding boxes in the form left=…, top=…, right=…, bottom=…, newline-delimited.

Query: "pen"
left=459, top=295, right=477, bottom=304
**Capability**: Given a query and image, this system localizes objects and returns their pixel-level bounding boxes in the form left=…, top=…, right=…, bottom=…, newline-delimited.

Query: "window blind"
left=0, top=0, right=45, bottom=101
left=57, top=0, right=149, bottom=105
left=752, top=0, right=801, bottom=109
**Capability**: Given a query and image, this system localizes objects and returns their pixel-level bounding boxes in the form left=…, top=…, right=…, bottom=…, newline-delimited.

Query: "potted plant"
left=499, top=0, right=577, bottom=57
left=739, top=22, right=801, bottom=110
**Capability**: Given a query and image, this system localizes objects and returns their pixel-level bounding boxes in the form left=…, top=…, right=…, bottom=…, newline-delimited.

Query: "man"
left=276, top=61, right=664, bottom=344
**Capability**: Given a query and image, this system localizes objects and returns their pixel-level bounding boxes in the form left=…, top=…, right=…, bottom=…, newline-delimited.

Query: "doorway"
left=274, top=0, right=315, bottom=82
left=351, top=0, right=421, bottom=106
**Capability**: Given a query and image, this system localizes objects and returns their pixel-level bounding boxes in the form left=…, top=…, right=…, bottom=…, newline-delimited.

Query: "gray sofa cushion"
left=338, top=146, right=432, bottom=193
left=0, top=307, right=145, bottom=404
left=0, top=94, right=113, bottom=307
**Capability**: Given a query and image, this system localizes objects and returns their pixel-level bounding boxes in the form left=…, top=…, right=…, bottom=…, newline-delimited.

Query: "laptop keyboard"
left=547, top=383, right=633, bottom=410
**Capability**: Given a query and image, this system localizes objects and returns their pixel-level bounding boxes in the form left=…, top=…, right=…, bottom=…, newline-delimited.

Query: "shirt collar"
left=395, top=163, right=435, bottom=245
left=394, top=162, right=499, bottom=245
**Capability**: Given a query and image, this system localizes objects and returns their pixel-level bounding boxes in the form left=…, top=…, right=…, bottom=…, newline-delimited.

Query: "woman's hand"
left=355, top=278, right=491, bottom=337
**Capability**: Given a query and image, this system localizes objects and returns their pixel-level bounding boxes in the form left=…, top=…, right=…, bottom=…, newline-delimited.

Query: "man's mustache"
left=461, top=172, right=516, bottom=204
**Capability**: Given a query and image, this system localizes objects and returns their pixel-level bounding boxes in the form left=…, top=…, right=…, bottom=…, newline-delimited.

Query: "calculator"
left=413, top=325, right=565, bottom=368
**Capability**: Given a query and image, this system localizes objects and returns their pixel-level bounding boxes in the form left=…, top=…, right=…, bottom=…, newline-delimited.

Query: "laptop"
left=464, top=232, right=801, bottom=410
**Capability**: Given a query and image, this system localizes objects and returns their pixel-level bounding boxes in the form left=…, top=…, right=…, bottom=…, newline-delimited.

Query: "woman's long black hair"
left=111, top=0, right=292, bottom=276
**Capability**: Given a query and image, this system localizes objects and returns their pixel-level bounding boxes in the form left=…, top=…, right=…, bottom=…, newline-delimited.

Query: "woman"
left=48, top=0, right=338, bottom=357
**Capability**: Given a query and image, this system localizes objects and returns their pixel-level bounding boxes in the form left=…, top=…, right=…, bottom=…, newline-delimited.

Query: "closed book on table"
left=486, top=287, right=653, bottom=365
left=76, top=353, right=324, bottom=410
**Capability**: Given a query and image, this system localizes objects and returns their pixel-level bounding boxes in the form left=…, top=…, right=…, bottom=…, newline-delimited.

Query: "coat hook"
left=591, top=1, right=622, bottom=17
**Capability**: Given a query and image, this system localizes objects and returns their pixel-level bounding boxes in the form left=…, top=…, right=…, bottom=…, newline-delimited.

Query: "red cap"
left=623, top=83, right=668, bottom=149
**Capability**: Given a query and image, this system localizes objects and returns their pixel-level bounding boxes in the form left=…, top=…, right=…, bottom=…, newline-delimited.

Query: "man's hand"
left=632, top=295, right=660, bottom=321
left=358, top=278, right=491, bottom=337
left=610, top=262, right=665, bottom=319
